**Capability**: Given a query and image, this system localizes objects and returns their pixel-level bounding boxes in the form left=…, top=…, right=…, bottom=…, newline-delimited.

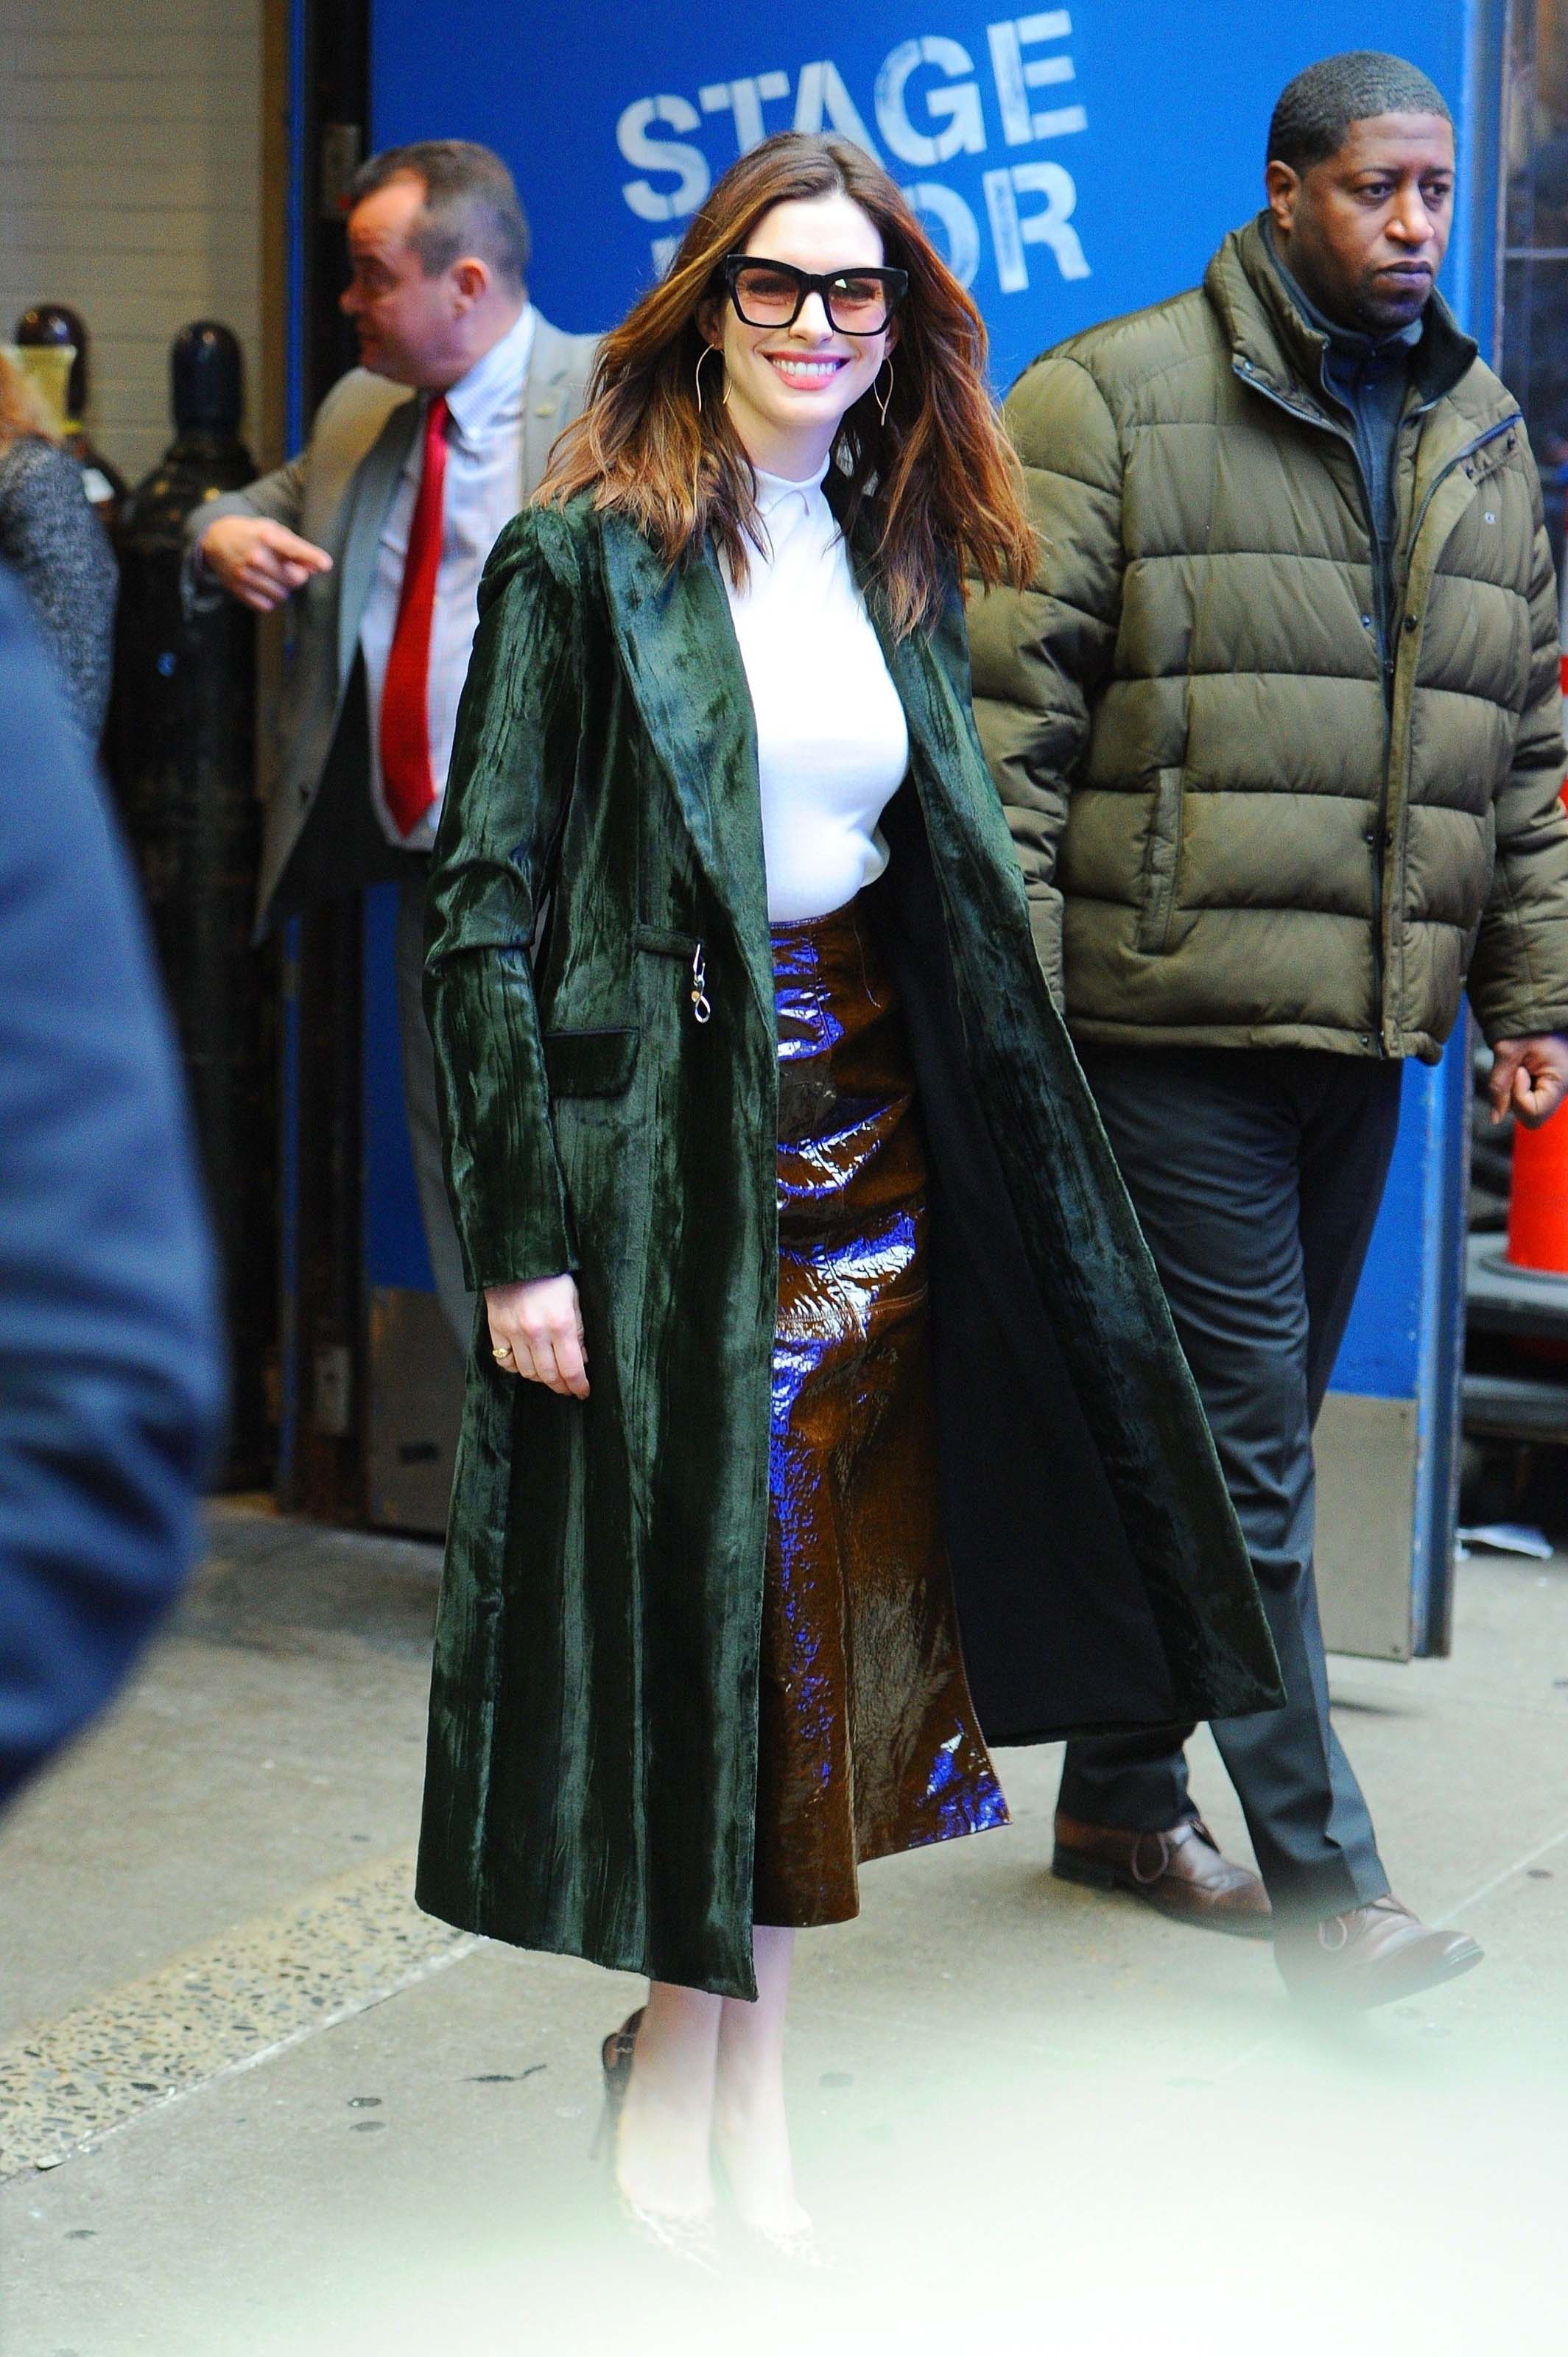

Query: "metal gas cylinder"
left=107, top=321, right=273, bottom=1486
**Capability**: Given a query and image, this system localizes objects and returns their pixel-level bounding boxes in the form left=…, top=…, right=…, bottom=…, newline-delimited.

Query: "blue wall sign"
left=370, top=3, right=1473, bottom=394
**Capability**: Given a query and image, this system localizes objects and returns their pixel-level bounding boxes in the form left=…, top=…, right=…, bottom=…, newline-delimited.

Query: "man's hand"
left=1488, top=1036, right=1568, bottom=1129
left=198, top=515, right=333, bottom=614
left=485, top=1274, right=588, bottom=1399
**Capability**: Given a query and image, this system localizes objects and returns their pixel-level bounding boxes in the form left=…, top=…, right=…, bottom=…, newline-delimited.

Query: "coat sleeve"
left=423, top=506, right=582, bottom=1293
left=180, top=446, right=310, bottom=617
left=0, top=567, right=225, bottom=1805
left=1466, top=468, right=1568, bottom=1043
left=184, top=447, right=309, bottom=552
left=966, top=354, right=1126, bottom=1007
left=180, top=369, right=357, bottom=608
left=0, top=439, right=117, bottom=742
left=184, top=370, right=404, bottom=568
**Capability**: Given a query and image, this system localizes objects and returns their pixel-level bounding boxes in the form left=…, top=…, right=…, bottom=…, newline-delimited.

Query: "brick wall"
left=0, top=1, right=265, bottom=488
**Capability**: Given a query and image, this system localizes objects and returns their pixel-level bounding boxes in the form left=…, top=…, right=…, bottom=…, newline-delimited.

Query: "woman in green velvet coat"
left=417, top=131, right=1281, bottom=2253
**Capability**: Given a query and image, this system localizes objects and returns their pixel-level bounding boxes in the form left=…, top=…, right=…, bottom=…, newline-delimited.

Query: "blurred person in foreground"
left=188, top=140, right=596, bottom=1346
left=0, top=566, right=224, bottom=1808
left=414, top=130, right=1280, bottom=2260
left=0, top=345, right=116, bottom=745
left=969, top=49, right=1568, bottom=2006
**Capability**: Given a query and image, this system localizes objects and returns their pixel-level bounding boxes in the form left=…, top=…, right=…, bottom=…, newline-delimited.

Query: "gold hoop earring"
left=873, top=358, right=894, bottom=426
left=695, top=345, right=720, bottom=415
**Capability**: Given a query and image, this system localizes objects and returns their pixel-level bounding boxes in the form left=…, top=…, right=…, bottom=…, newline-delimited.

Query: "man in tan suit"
left=190, top=140, right=596, bottom=1341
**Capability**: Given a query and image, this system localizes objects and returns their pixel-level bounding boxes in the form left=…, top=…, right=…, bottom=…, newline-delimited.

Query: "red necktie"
left=379, top=392, right=450, bottom=837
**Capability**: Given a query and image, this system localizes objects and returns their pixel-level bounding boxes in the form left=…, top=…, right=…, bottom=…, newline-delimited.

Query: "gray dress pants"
left=394, top=876, right=475, bottom=1352
left=1058, top=1046, right=1404, bottom=1925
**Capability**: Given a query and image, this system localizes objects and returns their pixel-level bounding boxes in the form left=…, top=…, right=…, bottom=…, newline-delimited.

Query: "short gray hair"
left=1268, top=52, right=1452, bottom=175
left=349, top=139, right=530, bottom=287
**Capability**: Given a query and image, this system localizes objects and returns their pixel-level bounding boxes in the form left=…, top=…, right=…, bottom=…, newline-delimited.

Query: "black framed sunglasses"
left=719, top=254, right=909, bottom=336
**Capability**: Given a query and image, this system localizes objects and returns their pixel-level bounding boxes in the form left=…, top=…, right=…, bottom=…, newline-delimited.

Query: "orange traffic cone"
left=1517, top=575, right=1568, bottom=1268
left=1519, top=555, right=1568, bottom=1268
left=1506, top=1103, right=1568, bottom=1273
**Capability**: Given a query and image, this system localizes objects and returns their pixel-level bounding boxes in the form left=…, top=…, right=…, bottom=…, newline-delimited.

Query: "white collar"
left=752, top=454, right=832, bottom=521
left=443, top=304, right=536, bottom=443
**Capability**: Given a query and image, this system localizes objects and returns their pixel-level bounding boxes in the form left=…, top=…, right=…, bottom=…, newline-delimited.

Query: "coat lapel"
left=335, top=395, right=420, bottom=688
left=599, top=515, right=776, bottom=1028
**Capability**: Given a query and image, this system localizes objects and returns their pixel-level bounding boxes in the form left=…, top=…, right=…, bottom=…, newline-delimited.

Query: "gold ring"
left=493, top=1343, right=514, bottom=1363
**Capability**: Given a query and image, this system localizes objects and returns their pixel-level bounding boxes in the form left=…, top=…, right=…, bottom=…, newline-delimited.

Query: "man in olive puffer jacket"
left=970, top=50, right=1568, bottom=2007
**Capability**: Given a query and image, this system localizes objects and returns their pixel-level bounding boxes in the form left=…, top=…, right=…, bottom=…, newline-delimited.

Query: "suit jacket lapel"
left=521, top=317, right=572, bottom=501
left=599, top=514, right=775, bottom=1028
left=335, top=395, right=419, bottom=688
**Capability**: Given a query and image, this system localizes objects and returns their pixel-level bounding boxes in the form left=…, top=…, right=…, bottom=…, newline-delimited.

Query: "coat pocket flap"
left=543, top=1026, right=640, bottom=1098
left=632, top=923, right=700, bottom=958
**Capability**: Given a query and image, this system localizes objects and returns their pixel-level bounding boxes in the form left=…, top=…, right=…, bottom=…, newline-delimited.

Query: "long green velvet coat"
left=415, top=489, right=1284, bottom=2000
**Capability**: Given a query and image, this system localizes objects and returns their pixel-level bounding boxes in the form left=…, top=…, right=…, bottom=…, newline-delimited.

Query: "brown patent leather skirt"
left=753, top=894, right=1008, bottom=1928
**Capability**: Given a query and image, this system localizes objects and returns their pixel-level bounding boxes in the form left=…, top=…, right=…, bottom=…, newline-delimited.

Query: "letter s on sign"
left=619, top=96, right=711, bottom=222
left=876, top=37, right=987, bottom=166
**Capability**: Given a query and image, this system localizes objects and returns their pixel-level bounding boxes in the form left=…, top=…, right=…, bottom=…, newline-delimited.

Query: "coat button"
left=1404, top=613, right=1419, bottom=631
left=1364, top=829, right=1377, bottom=847
left=1361, top=614, right=1374, bottom=630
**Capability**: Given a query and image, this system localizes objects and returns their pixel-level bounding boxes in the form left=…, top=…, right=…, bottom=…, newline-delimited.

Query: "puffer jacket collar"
left=1204, top=214, right=1481, bottom=427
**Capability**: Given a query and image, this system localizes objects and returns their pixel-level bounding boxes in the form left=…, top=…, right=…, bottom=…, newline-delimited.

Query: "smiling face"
left=1267, top=110, right=1455, bottom=337
left=702, top=191, right=896, bottom=478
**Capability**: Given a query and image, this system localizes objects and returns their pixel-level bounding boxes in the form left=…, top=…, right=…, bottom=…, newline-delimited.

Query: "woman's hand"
left=485, top=1274, right=588, bottom=1398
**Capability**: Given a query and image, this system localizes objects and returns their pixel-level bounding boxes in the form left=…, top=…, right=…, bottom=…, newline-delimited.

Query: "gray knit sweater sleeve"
left=0, top=438, right=118, bottom=742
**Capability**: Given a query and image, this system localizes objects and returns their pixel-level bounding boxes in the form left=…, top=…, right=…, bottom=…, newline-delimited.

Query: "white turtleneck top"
left=720, top=460, right=910, bottom=924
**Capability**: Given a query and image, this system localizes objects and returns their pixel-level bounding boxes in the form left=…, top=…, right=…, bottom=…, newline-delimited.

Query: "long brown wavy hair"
left=540, top=133, right=1034, bottom=637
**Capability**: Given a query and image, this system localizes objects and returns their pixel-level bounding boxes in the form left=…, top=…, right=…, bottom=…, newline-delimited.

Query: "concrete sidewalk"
left=1, top=1500, right=1564, bottom=2356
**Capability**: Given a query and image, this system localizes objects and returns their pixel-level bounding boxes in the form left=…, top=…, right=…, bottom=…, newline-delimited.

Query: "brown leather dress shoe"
left=1274, top=1894, right=1483, bottom=2009
left=1052, top=1811, right=1272, bottom=1937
